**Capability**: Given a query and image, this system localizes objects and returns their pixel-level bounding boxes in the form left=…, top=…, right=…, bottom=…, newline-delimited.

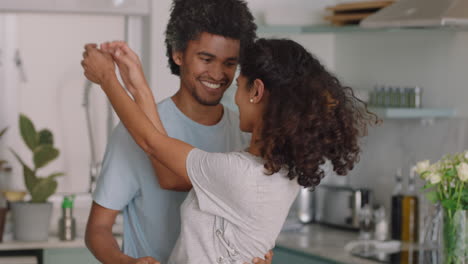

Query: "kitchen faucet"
left=82, top=80, right=103, bottom=193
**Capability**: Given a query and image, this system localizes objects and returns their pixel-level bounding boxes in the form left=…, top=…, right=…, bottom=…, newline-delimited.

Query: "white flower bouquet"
left=415, top=151, right=468, bottom=209
left=415, top=151, right=468, bottom=264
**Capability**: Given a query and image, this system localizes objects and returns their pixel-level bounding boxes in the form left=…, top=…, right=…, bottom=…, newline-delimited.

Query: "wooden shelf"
left=257, top=24, right=468, bottom=34
left=369, top=107, right=456, bottom=119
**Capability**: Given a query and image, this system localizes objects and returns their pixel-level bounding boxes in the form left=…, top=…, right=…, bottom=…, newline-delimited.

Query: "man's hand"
left=81, top=43, right=115, bottom=85
left=245, top=250, right=274, bottom=264
left=127, top=256, right=160, bottom=264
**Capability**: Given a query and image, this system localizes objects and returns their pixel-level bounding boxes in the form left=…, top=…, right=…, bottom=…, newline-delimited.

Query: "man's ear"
left=172, top=50, right=183, bottom=66
left=250, top=79, right=265, bottom=103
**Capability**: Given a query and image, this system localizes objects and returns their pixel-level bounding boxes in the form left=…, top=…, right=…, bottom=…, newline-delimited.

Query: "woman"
left=82, top=38, right=375, bottom=264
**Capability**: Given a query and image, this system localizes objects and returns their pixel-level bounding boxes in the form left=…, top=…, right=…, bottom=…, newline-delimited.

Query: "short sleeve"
left=93, top=123, right=141, bottom=211
left=186, top=149, right=254, bottom=225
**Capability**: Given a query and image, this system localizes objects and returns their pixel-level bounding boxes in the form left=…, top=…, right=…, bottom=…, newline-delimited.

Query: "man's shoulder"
left=223, top=106, right=240, bottom=126
left=222, top=106, right=250, bottom=137
left=156, top=97, right=174, bottom=115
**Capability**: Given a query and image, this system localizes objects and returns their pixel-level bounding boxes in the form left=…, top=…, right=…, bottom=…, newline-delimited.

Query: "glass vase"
left=441, top=208, right=467, bottom=264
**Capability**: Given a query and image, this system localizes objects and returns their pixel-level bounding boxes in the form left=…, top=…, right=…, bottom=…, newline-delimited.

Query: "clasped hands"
left=81, top=41, right=148, bottom=99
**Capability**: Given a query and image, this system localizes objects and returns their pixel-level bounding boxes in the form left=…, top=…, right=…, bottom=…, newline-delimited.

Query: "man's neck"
left=171, top=90, right=224, bottom=126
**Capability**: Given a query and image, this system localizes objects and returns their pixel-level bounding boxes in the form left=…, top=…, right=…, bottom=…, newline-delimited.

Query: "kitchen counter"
left=0, top=235, right=122, bottom=264
left=275, top=223, right=377, bottom=264
left=0, top=234, right=122, bottom=251
left=0, top=236, right=87, bottom=251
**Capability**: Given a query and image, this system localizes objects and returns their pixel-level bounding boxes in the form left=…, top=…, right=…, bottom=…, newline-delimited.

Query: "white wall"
left=147, top=0, right=179, bottom=103
left=1, top=13, right=125, bottom=193
left=143, top=0, right=468, bottom=227
left=148, top=0, right=338, bottom=104
left=1, top=0, right=337, bottom=196
left=335, top=31, right=468, bottom=213
left=147, top=0, right=337, bottom=111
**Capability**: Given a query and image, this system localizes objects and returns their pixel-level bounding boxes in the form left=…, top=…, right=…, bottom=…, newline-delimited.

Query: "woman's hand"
left=127, top=256, right=160, bottom=264
left=100, top=41, right=149, bottom=98
left=246, top=250, right=273, bottom=264
left=81, top=43, right=116, bottom=85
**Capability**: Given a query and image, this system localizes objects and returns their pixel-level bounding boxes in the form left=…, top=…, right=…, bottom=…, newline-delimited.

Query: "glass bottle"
left=414, top=86, right=422, bottom=108
left=391, top=169, right=403, bottom=240
left=408, top=88, right=416, bottom=108
left=373, top=205, right=388, bottom=241
left=401, top=88, right=409, bottom=108
left=393, top=87, right=401, bottom=108
left=401, top=169, right=419, bottom=243
left=370, top=85, right=378, bottom=106
left=59, top=195, right=76, bottom=241
left=359, top=204, right=374, bottom=241
left=376, top=87, right=384, bottom=107
left=384, top=87, right=392, bottom=107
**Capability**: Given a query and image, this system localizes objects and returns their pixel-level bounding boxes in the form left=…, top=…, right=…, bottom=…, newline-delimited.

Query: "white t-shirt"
left=93, top=99, right=249, bottom=262
left=168, top=149, right=300, bottom=264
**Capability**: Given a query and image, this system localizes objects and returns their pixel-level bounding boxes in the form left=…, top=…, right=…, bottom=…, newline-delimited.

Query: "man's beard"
left=191, top=87, right=222, bottom=106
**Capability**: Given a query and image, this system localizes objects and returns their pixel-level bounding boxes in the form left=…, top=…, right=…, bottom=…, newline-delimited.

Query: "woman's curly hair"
left=165, top=0, right=257, bottom=76
left=240, top=38, right=378, bottom=188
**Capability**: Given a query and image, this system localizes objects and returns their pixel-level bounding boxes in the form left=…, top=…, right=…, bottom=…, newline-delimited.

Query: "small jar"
left=373, top=205, right=388, bottom=241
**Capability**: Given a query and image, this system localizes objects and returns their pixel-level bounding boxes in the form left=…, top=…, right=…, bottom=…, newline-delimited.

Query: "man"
left=84, top=0, right=272, bottom=263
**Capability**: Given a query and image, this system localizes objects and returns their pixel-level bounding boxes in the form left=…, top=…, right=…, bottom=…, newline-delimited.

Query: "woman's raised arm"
left=101, top=41, right=192, bottom=191
left=81, top=44, right=192, bottom=189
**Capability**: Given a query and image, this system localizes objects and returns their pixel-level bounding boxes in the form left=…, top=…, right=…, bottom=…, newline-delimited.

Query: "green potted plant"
left=10, top=114, right=64, bottom=241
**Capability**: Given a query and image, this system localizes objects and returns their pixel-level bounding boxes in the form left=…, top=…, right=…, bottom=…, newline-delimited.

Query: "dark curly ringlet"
left=240, top=38, right=379, bottom=189
left=165, top=0, right=257, bottom=76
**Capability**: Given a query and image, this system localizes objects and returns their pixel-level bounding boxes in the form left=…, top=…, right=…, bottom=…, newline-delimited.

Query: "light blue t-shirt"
left=92, top=98, right=249, bottom=263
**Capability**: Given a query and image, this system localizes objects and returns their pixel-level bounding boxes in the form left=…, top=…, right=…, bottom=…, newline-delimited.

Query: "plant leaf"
left=461, top=189, right=468, bottom=203
left=33, top=145, right=59, bottom=169
left=10, top=148, right=27, bottom=168
left=47, top=172, right=64, bottom=180
left=0, top=127, right=8, bottom=138
left=23, top=164, right=37, bottom=194
left=425, top=191, right=439, bottom=203
left=10, top=149, right=37, bottom=194
left=443, top=168, right=456, bottom=179
left=422, top=182, right=437, bottom=190
left=30, top=178, right=57, bottom=203
left=38, top=129, right=54, bottom=146
left=19, top=114, right=38, bottom=151
left=441, top=199, right=458, bottom=210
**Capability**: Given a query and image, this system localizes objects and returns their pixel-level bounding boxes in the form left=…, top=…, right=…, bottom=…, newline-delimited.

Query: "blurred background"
left=0, top=0, right=467, bottom=263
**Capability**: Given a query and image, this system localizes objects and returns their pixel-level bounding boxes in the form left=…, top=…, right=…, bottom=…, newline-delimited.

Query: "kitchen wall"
left=0, top=13, right=125, bottom=193
left=4, top=0, right=466, bottom=220
left=148, top=0, right=337, bottom=102
left=1, top=0, right=335, bottom=195
left=335, top=31, right=468, bottom=213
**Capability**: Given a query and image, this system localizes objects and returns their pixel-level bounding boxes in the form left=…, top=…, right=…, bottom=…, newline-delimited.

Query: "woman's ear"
left=172, top=50, right=183, bottom=66
left=250, top=79, right=265, bottom=103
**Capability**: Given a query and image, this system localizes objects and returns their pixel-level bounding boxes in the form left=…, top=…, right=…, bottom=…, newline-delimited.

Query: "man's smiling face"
left=173, top=32, right=240, bottom=106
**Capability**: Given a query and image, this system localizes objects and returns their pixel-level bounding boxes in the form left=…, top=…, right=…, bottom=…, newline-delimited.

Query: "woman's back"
left=168, top=149, right=300, bottom=264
